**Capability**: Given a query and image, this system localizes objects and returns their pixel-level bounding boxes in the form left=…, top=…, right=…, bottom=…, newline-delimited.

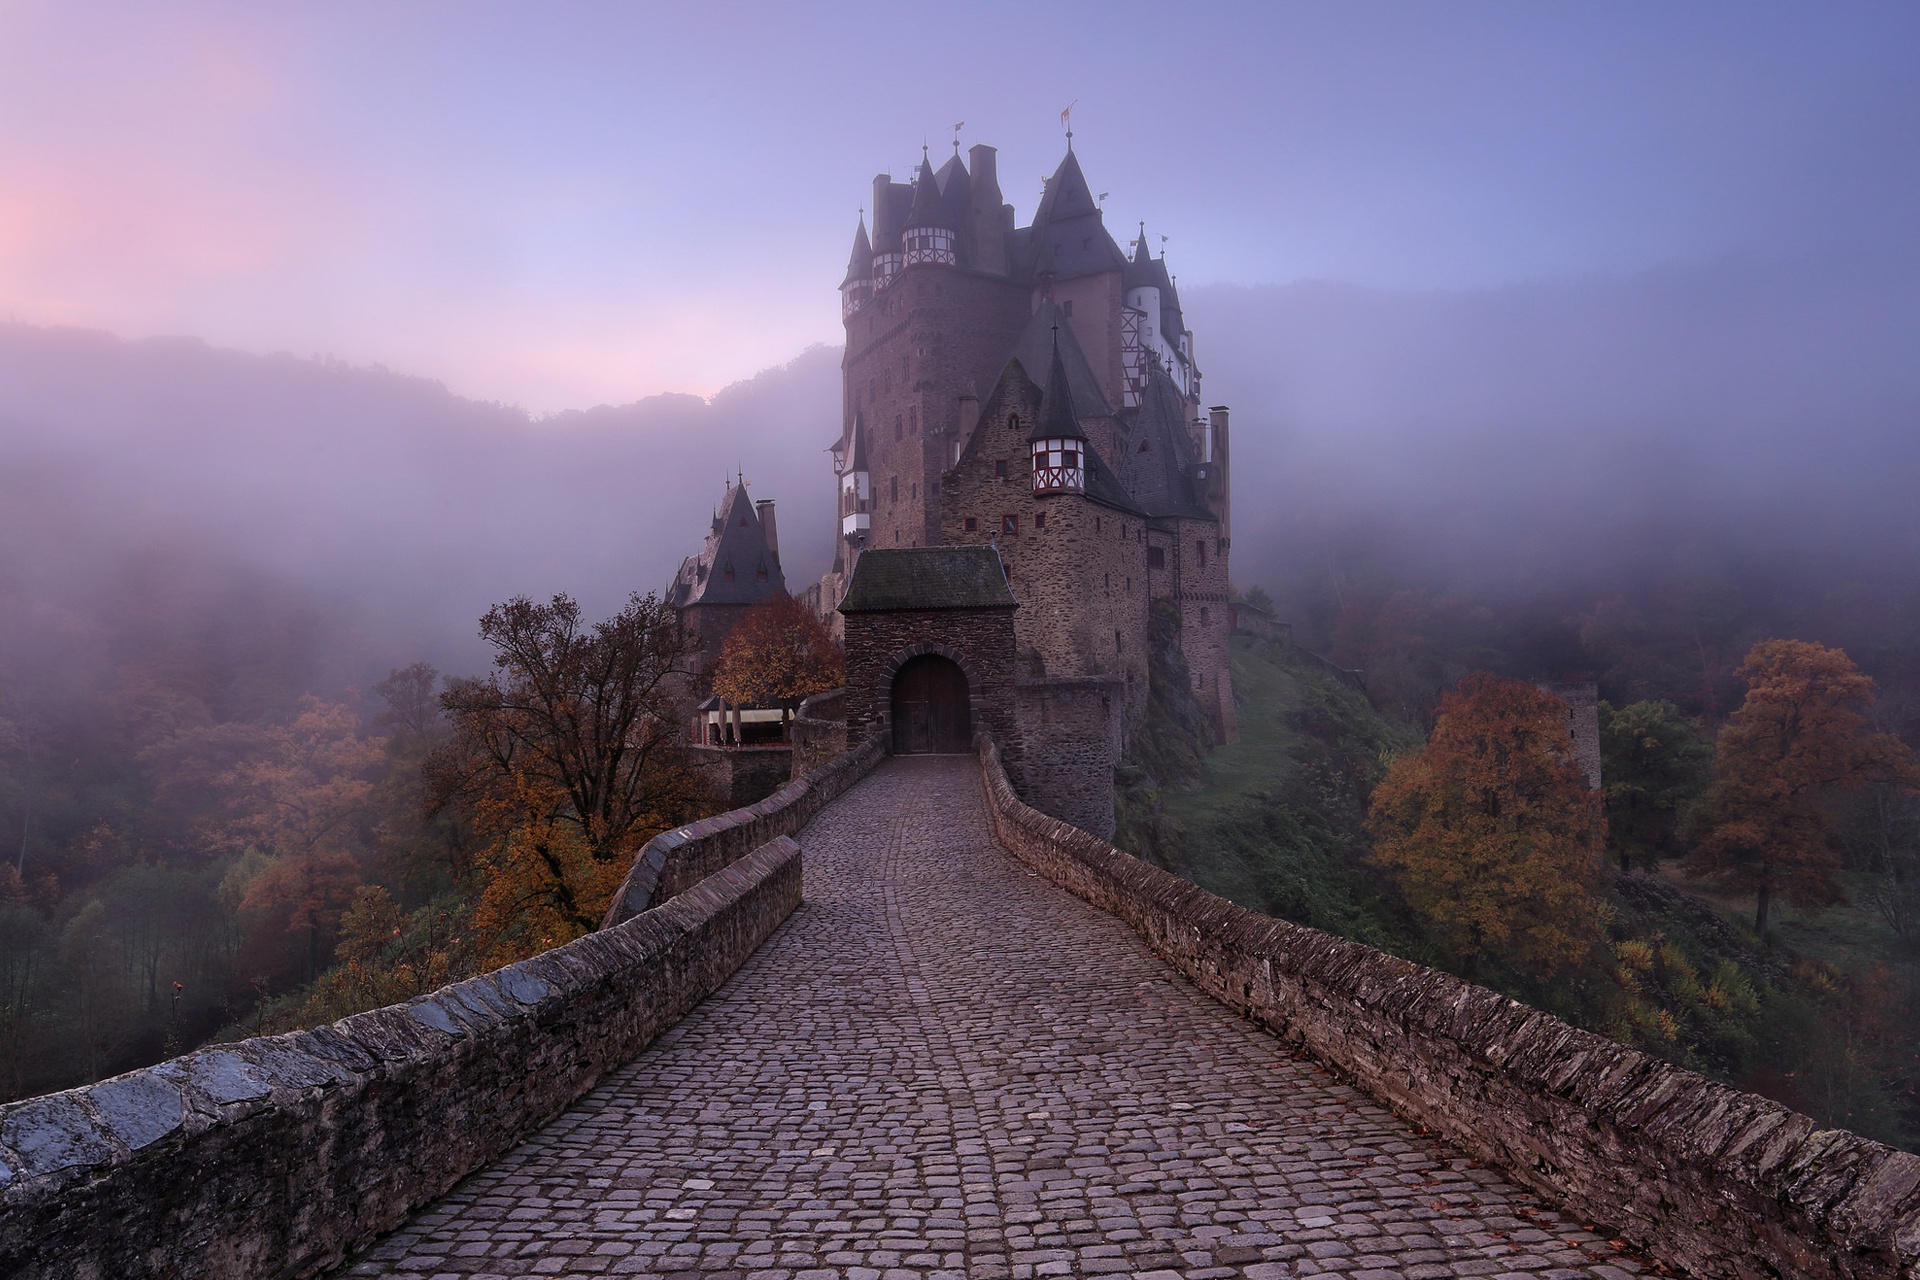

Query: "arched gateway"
left=890, top=654, right=971, bottom=753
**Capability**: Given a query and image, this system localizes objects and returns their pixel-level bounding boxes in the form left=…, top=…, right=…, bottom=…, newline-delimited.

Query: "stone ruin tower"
left=816, top=138, right=1238, bottom=785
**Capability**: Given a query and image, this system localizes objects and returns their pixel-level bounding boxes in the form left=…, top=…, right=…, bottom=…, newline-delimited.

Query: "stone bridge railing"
left=974, top=730, right=1920, bottom=1280
left=0, top=731, right=891, bottom=1279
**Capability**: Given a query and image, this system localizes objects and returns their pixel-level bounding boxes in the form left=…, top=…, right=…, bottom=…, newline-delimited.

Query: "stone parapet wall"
left=1013, top=676, right=1121, bottom=840
left=973, top=732, right=1920, bottom=1280
left=790, top=687, right=849, bottom=781
left=0, top=836, right=805, bottom=1280
left=604, top=729, right=888, bottom=927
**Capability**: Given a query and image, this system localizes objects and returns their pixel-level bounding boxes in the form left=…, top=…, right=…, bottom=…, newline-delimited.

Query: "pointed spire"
left=843, top=214, right=872, bottom=285
left=1031, top=327, right=1088, bottom=443
left=1134, top=221, right=1152, bottom=264
left=1034, top=148, right=1099, bottom=224
left=904, top=152, right=952, bottom=230
left=849, top=411, right=869, bottom=471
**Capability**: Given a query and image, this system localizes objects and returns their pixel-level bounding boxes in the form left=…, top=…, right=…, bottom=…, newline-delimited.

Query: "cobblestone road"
left=343, top=756, right=1652, bottom=1280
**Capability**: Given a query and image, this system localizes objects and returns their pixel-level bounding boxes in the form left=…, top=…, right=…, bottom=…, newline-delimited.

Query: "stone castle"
left=806, top=138, right=1239, bottom=834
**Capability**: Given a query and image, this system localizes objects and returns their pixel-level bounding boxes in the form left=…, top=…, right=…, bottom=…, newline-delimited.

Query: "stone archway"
left=890, top=654, right=972, bottom=754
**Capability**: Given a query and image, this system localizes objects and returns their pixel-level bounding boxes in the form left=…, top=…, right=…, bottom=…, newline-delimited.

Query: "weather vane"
left=1060, top=100, right=1077, bottom=146
left=952, top=121, right=964, bottom=154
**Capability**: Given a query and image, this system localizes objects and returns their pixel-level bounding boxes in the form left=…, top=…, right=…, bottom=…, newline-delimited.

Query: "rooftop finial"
left=1059, top=100, right=1076, bottom=149
left=952, top=120, right=964, bottom=155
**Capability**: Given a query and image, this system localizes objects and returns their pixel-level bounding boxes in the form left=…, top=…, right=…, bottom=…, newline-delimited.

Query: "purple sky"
left=3, top=2, right=1915, bottom=411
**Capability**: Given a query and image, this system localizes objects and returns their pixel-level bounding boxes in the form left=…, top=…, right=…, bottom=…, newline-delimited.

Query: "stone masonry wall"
left=974, top=732, right=1920, bottom=1280
left=789, top=687, right=849, bottom=781
left=841, top=607, right=1017, bottom=755
left=604, top=729, right=887, bottom=926
left=0, top=837, right=805, bottom=1280
left=1013, top=676, right=1121, bottom=841
left=939, top=366, right=1150, bottom=734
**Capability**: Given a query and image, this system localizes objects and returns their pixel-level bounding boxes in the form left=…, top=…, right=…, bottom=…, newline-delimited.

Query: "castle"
left=815, top=138, right=1237, bottom=784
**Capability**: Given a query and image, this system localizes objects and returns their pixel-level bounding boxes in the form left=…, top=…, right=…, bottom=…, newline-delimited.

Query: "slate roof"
left=1118, top=367, right=1213, bottom=522
left=843, top=217, right=871, bottom=286
left=667, top=480, right=787, bottom=608
left=904, top=155, right=950, bottom=229
left=838, top=547, right=1017, bottom=614
left=1028, top=152, right=1126, bottom=283
left=1031, top=338, right=1088, bottom=444
left=1011, top=301, right=1112, bottom=418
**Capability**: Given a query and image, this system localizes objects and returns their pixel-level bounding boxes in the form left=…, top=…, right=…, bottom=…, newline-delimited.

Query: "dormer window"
left=1030, top=436, right=1085, bottom=496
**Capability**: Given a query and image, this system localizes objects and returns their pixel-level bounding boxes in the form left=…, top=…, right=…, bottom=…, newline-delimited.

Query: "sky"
left=2, top=2, right=1917, bottom=412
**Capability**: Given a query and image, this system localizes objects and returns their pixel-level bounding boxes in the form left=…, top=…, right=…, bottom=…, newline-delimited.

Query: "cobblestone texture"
left=342, top=756, right=1656, bottom=1279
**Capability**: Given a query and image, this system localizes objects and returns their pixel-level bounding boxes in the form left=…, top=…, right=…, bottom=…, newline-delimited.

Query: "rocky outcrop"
left=974, top=732, right=1920, bottom=1280
left=0, top=836, right=804, bottom=1280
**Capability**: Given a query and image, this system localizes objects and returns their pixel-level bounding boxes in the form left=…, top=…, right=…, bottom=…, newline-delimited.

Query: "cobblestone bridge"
left=344, top=756, right=1651, bottom=1280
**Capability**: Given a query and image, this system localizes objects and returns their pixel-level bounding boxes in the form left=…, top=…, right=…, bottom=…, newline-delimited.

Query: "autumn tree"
left=431, top=593, right=708, bottom=959
left=1687, top=639, right=1919, bottom=938
left=1368, top=673, right=1606, bottom=977
left=209, top=696, right=384, bottom=981
left=708, top=594, right=844, bottom=721
left=1598, top=699, right=1711, bottom=873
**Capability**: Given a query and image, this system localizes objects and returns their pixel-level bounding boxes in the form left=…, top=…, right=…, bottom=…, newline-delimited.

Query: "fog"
left=4, top=248, right=1918, bottom=698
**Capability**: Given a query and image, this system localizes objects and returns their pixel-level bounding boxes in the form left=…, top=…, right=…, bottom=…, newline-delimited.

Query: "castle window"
left=1125, top=576, right=1131, bottom=592
left=1200, top=607, right=1209, bottom=625
left=1196, top=540, right=1207, bottom=567
left=908, top=406, right=917, bottom=433
left=964, top=516, right=978, bottom=532
left=895, top=416, right=903, bottom=442
left=1115, top=630, right=1123, bottom=652
left=723, top=562, right=735, bottom=582
left=1148, top=546, right=1165, bottom=569
left=1139, top=439, right=1150, bottom=453
left=911, top=482, right=917, bottom=500
left=891, top=476, right=898, bottom=502
left=1095, top=517, right=1102, bottom=533
left=994, top=458, right=1008, bottom=480
left=758, top=565, right=768, bottom=582
left=1034, top=512, right=1046, bottom=529
left=1104, top=572, right=1110, bottom=591
left=1002, top=514, right=1017, bottom=535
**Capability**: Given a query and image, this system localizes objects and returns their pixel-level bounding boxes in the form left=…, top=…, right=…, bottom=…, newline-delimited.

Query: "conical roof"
left=1011, top=299, right=1113, bottom=418
left=842, top=217, right=872, bottom=286
left=1034, top=149, right=1099, bottom=224
left=1030, top=333, right=1088, bottom=443
left=904, top=154, right=951, bottom=230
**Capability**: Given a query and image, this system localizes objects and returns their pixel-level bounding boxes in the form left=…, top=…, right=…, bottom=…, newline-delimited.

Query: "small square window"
left=1034, top=512, right=1047, bottom=529
left=964, top=516, right=978, bottom=532
left=1147, top=546, right=1165, bottom=569
left=994, top=458, right=1009, bottom=480
left=1002, top=514, right=1018, bottom=536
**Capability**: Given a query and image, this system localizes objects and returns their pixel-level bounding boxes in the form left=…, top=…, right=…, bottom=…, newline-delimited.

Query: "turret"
left=901, top=151, right=957, bottom=269
left=1029, top=335, right=1088, bottom=497
left=1205, top=405, right=1230, bottom=537
left=967, top=144, right=1008, bottom=276
left=840, top=216, right=873, bottom=321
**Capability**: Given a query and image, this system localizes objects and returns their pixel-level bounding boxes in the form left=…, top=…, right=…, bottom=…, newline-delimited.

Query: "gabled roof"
left=848, top=412, right=868, bottom=471
left=1119, top=367, right=1213, bottom=522
left=1011, top=300, right=1112, bottom=418
left=667, top=479, right=788, bottom=608
left=838, top=547, right=1017, bottom=613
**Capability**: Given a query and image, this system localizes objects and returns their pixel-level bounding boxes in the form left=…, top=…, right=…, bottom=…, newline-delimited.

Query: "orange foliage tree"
left=1687, top=639, right=1919, bottom=937
left=214, top=696, right=385, bottom=980
left=431, top=593, right=707, bottom=963
left=1368, top=673, right=1606, bottom=977
left=708, top=594, right=843, bottom=719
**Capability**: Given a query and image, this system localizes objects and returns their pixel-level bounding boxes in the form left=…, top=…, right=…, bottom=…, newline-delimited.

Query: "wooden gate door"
left=890, top=655, right=972, bottom=753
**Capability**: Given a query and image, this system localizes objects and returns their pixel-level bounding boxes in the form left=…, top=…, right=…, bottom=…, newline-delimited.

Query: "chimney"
left=755, top=499, right=779, bottom=566
left=968, top=144, right=1007, bottom=276
left=1206, top=406, right=1231, bottom=538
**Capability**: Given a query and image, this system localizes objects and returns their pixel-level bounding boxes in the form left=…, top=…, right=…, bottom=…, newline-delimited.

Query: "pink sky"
left=3, top=2, right=1914, bottom=411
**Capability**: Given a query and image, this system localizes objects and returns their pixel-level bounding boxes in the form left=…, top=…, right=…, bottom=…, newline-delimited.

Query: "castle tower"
left=826, top=135, right=1237, bottom=744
